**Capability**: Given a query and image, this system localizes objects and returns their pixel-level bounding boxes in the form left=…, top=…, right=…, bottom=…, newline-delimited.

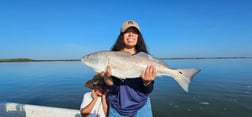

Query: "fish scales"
left=81, top=51, right=200, bottom=92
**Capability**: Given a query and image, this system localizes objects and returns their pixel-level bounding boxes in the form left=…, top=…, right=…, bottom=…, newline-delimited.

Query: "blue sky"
left=0, top=0, right=251, bottom=59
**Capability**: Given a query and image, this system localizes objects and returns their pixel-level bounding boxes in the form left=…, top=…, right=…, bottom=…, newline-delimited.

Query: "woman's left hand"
left=141, top=65, right=156, bottom=86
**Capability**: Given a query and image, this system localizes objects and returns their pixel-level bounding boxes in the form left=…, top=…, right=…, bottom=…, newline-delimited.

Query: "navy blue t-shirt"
left=106, top=76, right=154, bottom=116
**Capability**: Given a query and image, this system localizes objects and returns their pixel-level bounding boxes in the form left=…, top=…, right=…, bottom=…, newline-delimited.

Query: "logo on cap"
left=121, top=20, right=140, bottom=33
left=128, top=21, right=134, bottom=24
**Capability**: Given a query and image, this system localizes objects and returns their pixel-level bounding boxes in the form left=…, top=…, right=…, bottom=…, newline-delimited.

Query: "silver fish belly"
left=81, top=51, right=200, bottom=92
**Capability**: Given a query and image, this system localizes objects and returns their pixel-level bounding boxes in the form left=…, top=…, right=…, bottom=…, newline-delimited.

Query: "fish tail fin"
left=172, top=68, right=200, bottom=92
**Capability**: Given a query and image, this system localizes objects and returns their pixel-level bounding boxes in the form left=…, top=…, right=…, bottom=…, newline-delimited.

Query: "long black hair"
left=111, top=28, right=149, bottom=53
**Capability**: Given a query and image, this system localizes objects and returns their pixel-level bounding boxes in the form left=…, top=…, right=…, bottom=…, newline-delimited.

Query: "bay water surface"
left=0, top=59, right=251, bottom=117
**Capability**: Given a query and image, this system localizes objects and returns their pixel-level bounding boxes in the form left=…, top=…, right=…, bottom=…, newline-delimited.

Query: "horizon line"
left=0, top=56, right=252, bottom=62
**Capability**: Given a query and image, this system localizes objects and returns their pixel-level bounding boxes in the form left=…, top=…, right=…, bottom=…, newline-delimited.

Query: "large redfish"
left=81, top=51, right=200, bottom=92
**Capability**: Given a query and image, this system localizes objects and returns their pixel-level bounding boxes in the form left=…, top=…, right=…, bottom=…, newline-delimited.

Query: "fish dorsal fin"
left=134, top=52, right=152, bottom=58
left=115, top=51, right=132, bottom=57
left=134, top=52, right=167, bottom=66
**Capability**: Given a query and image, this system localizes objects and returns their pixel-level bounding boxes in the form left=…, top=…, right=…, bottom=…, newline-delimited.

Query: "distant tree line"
left=0, top=58, right=33, bottom=62
left=0, top=58, right=80, bottom=62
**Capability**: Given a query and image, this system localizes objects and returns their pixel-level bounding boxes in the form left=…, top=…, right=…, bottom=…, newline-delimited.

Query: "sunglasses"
left=93, top=81, right=103, bottom=87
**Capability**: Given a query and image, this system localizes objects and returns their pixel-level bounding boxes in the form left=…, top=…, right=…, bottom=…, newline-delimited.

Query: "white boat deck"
left=0, top=102, right=81, bottom=117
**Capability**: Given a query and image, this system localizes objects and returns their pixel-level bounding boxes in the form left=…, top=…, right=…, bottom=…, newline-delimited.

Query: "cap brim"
left=84, top=74, right=104, bottom=89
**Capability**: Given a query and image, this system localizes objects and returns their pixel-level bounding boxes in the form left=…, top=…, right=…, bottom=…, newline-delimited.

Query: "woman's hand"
left=141, top=65, right=156, bottom=86
left=99, top=65, right=113, bottom=85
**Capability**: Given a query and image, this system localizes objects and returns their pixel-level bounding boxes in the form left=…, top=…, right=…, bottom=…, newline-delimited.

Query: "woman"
left=80, top=74, right=108, bottom=117
left=100, top=20, right=156, bottom=117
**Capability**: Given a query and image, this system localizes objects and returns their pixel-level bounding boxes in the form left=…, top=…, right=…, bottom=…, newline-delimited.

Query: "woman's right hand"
left=99, top=65, right=113, bottom=85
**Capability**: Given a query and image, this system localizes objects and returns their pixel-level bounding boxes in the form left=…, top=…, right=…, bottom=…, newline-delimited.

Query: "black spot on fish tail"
left=179, top=71, right=183, bottom=74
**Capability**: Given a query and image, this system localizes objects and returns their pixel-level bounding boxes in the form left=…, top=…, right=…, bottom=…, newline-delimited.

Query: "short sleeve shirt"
left=80, top=92, right=105, bottom=117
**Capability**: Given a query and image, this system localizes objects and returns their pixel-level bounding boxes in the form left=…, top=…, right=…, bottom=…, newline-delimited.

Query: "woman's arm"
left=100, top=65, right=113, bottom=85
left=99, top=65, right=119, bottom=94
left=141, top=65, right=156, bottom=94
left=141, top=65, right=156, bottom=86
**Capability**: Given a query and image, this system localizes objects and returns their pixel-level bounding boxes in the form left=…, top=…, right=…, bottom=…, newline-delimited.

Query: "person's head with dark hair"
left=84, top=74, right=106, bottom=96
left=100, top=20, right=157, bottom=117
left=111, top=20, right=148, bottom=54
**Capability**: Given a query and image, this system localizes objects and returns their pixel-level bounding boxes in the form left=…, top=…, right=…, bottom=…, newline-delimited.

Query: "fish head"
left=81, top=52, right=109, bottom=72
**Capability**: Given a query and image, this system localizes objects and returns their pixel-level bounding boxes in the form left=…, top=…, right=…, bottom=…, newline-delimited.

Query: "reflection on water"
left=0, top=59, right=252, bottom=117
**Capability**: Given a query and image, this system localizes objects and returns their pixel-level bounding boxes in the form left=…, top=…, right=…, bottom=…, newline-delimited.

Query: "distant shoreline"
left=159, top=57, right=252, bottom=60
left=0, top=57, right=251, bottom=62
left=0, top=58, right=80, bottom=62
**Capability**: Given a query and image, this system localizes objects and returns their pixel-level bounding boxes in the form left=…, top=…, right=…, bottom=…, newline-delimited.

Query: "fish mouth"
left=81, top=56, right=89, bottom=66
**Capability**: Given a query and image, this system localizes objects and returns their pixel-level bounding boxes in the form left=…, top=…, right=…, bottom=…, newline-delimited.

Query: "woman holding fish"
left=99, top=20, right=156, bottom=117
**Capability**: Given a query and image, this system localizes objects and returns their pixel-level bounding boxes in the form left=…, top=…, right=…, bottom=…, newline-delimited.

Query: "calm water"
left=0, top=59, right=252, bottom=117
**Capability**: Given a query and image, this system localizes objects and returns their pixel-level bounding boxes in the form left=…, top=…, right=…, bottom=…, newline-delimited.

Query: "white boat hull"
left=0, top=102, right=80, bottom=117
